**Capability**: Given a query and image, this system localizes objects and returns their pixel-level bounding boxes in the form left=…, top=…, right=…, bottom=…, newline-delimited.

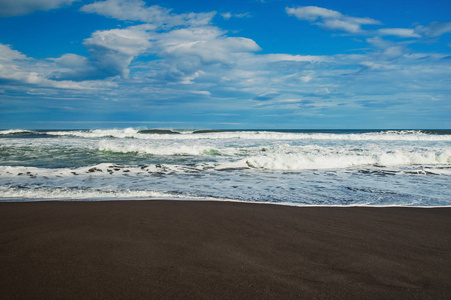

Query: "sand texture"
left=1, top=200, right=450, bottom=299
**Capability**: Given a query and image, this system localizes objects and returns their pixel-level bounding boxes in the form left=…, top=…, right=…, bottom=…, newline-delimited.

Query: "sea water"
left=1, top=129, right=450, bottom=206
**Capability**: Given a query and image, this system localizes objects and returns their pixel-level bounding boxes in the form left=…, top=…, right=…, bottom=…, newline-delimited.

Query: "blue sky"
left=0, top=0, right=450, bottom=129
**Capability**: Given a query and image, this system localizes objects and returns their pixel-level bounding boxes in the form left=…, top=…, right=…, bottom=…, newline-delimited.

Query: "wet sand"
left=1, top=200, right=450, bottom=299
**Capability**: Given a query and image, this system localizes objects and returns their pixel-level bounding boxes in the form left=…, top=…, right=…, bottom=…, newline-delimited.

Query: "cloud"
left=0, top=44, right=35, bottom=83
left=150, top=26, right=261, bottom=83
left=49, top=54, right=99, bottom=81
left=80, top=0, right=215, bottom=28
left=0, top=43, right=115, bottom=90
left=191, top=90, right=211, bottom=96
left=377, top=28, right=421, bottom=38
left=320, top=19, right=362, bottom=33
left=47, top=25, right=153, bottom=81
left=286, top=5, right=450, bottom=42
left=254, top=92, right=279, bottom=101
left=366, top=37, right=408, bottom=59
left=78, top=0, right=253, bottom=82
left=0, top=43, right=28, bottom=61
left=221, top=12, right=250, bottom=20
left=286, top=6, right=341, bottom=21
left=156, top=27, right=260, bottom=62
left=419, top=22, right=451, bottom=38
left=83, top=26, right=152, bottom=79
left=49, top=21, right=261, bottom=84
left=36, top=1, right=260, bottom=84
left=221, top=12, right=233, bottom=20
left=2, top=1, right=450, bottom=128
left=0, top=0, right=77, bottom=17
left=286, top=6, right=380, bottom=34
left=356, top=99, right=405, bottom=108
left=257, top=54, right=326, bottom=64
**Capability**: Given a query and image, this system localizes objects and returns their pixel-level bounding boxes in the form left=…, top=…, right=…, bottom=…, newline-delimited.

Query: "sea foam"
left=1, top=129, right=450, bottom=205
left=41, top=128, right=451, bottom=141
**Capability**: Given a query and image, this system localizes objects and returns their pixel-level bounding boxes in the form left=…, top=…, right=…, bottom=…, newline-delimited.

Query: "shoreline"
left=1, top=197, right=450, bottom=208
left=1, top=200, right=450, bottom=299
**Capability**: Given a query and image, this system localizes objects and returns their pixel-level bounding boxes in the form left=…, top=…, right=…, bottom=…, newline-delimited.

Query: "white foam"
left=48, top=128, right=140, bottom=139
left=0, top=185, right=183, bottom=201
left=0, top=129, right=32, bottom=135
left=43, top=129, right=451, bottom=142
left=0, top=163, right=190, bottom=178
left=1, top=128, right=450, bottom=206
left=241, top=147, right=451, bottom=170
left=98, top=140, right=225, bottom=156
left=1, top=144, right=450, bottom=175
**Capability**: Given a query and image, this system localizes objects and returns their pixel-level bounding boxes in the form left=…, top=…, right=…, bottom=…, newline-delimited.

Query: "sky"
left=0, top=0, right=450, bottom=129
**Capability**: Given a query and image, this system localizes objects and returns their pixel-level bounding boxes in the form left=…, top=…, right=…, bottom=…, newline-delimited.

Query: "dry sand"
left=1, top=200, right=450, bottom=299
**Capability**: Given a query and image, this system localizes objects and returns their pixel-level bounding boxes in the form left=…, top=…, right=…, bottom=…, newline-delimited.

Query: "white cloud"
left=77, top=0, right=242, bottom=82
left=83, top=26, right=152, bottom=79
left=80, top=0, right=215, bottom=28
left=419, top=22, right=451, bottom=38
left=151, top=26, right=261, bottom=83
left=378, top=28, right=421, bottom=38
left=286, top=6, right=341, bottom=21
left=321, top=19, right=362, bottom=33
left=359, top=61, right=398, bottom=71
left=191, top=90, right=211, bottom=96
left=49, top=54, right=100, bottom=80
left=0, top=43, right=115, bottom=90
left=2, top=1, right=450, bottom=124
left=0, top=43, right=28, bottom=61
left=51, top=53, right=89, bottom=68
left=84, top=27, right=152, bottom=57
left=221, top=12, right=250, bottom=20
left=285, top=5, right=450, bottom=42
left=260, top=54, right=326, bottom=63
left=45, top=25, right=155, bottom=81
left=20, top=1, right=260, bottom=84
left=157, top=27, right=260, bottom=60
left=0, top=44, right=33, bottom=83
left=286, top=6, right=380, bottom=34
left=366, top=37, right=407, bottom=59
left=0, top=0, right=77, bottom=17
left=221, top=12, right=233, bottom=20
left=345, top=16, right=382, bottom=26
left=300, top=75, right=313, bottom=83
left=254, top=92, right=280, bottom=101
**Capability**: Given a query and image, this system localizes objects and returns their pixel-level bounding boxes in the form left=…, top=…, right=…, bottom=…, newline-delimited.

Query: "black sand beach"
left=1, top=200, right=450, bottom=299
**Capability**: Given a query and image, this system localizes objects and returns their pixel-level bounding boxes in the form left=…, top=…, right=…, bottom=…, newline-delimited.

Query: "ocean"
left=1, top=129, right=450, bottom=206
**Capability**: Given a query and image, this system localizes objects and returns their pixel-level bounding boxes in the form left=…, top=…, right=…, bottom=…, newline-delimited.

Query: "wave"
left=2, top=128, right=451, bottom=141
left=192, top=129, right=231, bottom=134
left=1, top=146, right=449, bottom=176
left=48, top=129, right=451, bottom=141
left=0, top=129, right=33, bottom=135
left=47, top=128, right=139, bottom=138
left=138, top=129, right=181, bottom=134
left=0, top=185, right=187, bottom=201
left=96, top=141, right=451, bottom=170
left=242, top=148, right=451, bottom=170
left=98, top=140, right=226, bottom=156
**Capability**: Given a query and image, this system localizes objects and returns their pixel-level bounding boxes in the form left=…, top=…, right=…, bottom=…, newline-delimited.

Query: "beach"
left=1, top=200, right=450, bottom=299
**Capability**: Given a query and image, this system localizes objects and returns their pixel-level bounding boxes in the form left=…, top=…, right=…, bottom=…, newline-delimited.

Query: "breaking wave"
left=1, top=128, right=450, bottom=206
left=3, top=128, right=449, bottom=142
left=0, top=129, right=33, bottom=135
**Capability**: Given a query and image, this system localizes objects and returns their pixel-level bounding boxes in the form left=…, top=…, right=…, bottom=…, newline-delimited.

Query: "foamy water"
left=1, top=129, right=450, bottom=206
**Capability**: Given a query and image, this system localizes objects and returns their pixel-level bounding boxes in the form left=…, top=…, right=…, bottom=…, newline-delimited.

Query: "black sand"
left=1, top=200, right=450, bottom=299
